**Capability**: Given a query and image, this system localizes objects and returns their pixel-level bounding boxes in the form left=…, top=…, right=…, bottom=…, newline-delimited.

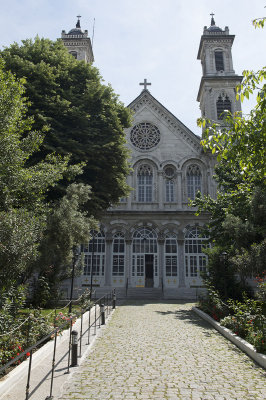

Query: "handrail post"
left=94, top=303, right=97, bottom=334
left=25, top=349, right=33, bottom=400
left=67, top=319, right=73, bottom=373
left=87, top=306, right=91, bottom=345
left=79, top=310, right=83, bottom=358
left=100, top=303, right=105, bottom=325
left=45, top=330, right=58, bottom=400
left=71, top=330, right=78, bottom=367
left=112, top=289, right=116, bottom=309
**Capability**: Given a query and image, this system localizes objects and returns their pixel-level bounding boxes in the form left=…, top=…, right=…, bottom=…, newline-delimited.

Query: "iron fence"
left=0, top=289, right=116, bottom=400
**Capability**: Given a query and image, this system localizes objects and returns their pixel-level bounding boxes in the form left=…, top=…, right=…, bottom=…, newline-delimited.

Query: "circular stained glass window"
left=130, top=122, right=160, bottom=150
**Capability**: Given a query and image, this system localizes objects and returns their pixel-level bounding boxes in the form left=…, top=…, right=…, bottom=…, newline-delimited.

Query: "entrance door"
left=145, top=254, right=154, bottom=287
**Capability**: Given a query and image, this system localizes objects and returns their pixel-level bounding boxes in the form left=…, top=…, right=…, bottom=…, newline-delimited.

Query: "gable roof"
left=128, top=89, right=202, bottom=153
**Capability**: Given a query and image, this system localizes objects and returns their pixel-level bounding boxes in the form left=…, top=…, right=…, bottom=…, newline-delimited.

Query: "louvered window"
left=217, top=95, right=231, bottom=120
left=215, top=51, right=224, bottom=71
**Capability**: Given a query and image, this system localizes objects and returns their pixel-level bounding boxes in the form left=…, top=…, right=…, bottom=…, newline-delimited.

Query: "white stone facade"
left=61, top=18, right=241, bottom=299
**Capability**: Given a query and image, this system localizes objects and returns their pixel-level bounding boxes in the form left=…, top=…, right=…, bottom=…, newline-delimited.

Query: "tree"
left=0, top=58, right=73, bottom=289
left=195, top=53, right=266, bottom=297
left=0, top=37, right=132, bottom=216
left=33, top=183, right=97, bottom=305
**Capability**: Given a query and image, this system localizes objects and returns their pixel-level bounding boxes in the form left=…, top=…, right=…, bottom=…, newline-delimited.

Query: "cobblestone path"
left=58, top=301, right=266, bottom=400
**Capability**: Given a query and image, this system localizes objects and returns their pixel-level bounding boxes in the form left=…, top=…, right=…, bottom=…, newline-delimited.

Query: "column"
left=158, top=171, right=164, bottom=209
left=105, top=238, right=112, bottom=287
left=127, top=172, right=133, bottom=209
left=177, top=172, right=182, bottom=207
left=158, top=237, right=165, bottom=287
left=125, top=238, right=132, bottom=287
left=178, top=238, right=186, bottom=287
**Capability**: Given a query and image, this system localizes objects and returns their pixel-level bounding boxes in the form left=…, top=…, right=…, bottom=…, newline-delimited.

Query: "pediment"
left=128, top=90, right=201, bottom=153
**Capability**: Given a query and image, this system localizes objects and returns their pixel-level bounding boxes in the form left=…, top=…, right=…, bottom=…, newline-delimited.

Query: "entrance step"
left=126, top=287, right=163, bottom=299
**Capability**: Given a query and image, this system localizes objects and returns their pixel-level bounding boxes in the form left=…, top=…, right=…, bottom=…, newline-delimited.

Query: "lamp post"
left=219, top=251, right=228, bottom=299
left=69, top=246, right=80, bottom=314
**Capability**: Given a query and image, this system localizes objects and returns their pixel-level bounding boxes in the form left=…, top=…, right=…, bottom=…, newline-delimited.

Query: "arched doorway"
left=132, top=227, right=158, bottom=287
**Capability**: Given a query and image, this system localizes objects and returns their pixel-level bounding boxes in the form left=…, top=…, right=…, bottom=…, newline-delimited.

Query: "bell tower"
left=197, top=15, right=242, bottom=128
left=61, top=16, right=94, bottom=64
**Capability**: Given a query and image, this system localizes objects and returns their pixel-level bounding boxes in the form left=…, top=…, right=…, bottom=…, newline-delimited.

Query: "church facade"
left=61, top=16, right=242, bottom=299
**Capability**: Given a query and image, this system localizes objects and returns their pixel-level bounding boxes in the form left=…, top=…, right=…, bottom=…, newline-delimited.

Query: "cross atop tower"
left=139, top=79, right=151, bottom=91
left=76, top=15, right=81, bottom=28
left=210, top=12, right=215, bottom=26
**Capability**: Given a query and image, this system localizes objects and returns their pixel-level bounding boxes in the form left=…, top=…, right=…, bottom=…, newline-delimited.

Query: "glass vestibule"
left=185, top=226, right=208, bottom=287
left=131, top=227, right=158, bottom=287
left=82, top=230, right=105, bottom=286
left=164, top=233, right=178, bottom=286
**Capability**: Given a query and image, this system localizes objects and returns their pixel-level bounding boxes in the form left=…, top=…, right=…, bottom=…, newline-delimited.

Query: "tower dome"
left=67, top=16, right=85, bottom=36
left=207, top=14, right=222, bottom=32
left=61, top=16, right=94, bottom=64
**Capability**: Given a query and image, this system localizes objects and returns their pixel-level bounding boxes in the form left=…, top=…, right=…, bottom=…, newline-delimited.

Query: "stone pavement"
left=58, top=301, right=266, bottom=400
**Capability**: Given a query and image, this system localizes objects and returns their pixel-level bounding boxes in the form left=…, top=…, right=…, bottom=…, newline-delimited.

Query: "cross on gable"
left=139, top=79, right=151, bottom=91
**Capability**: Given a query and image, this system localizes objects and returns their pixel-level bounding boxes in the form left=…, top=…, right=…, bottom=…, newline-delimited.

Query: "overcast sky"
left=1, top=0, right=265, bottom=135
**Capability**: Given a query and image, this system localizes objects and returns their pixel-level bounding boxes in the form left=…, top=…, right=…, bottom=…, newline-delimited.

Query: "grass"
left=18, top=305, right=83, bottom=325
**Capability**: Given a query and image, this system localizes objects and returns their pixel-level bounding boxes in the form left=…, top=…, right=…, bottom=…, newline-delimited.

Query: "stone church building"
left=61, top=16, right=242, bottom=299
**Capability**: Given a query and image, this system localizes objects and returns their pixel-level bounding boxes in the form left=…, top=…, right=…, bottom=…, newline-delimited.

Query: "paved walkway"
left=58, top=301, right=266, bottom=400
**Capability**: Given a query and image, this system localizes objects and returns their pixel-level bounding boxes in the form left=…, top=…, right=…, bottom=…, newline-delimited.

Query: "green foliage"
left=32, top=183, right=96, bottom=307
left=0, top=37, right=132, bottom=215
left=199, top=282, right=266, bottom=354
left=253, top=17, right=266, bottom=29
left=0, top=309, right=52, bottom=368
left=198, top=283, right=228, bottom=321
left=195, top=26, right=266, bottom=292
left=0, top=58, right=74, bottom=289
left=220, top=292, right=266, bottom=353
left=0, top=285, right=26, bottom=316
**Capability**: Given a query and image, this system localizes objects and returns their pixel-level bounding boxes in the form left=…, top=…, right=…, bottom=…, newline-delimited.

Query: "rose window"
left=130, top=122, right=160, bottom=150
left=164, top=166, right=176, bottom=179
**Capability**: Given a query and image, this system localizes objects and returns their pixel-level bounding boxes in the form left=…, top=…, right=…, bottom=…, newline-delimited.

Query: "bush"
left=198, top=283, right=228, bottom=321
left=198, top=280, right=266, bottom=354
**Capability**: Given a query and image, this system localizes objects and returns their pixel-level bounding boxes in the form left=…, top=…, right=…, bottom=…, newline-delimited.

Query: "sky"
left=0, top=0, right=265, bottom=136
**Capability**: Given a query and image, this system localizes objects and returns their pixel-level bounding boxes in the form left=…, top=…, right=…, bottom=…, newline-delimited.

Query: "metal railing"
left=0, top=289, right=116, bottom=400
left=126, top=278, right=129, bottom=297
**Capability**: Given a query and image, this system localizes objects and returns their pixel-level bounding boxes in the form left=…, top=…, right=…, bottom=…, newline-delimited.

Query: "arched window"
left=216, top=94, right=231, bottom=120
left=185, top=227, right=208, bottom=279
left=69, top=51, right=78, bottom=59
left=187, top=164, right=202, bottom=200
left=165, top=180, right=174, bottom=202
left=165, top=234, right=178, bottom=276
left=83, top=230, right=105, bottom=276
left=137, top=164, right=153, bottom=202
left=164, top=165, right=175, bottom=203
left=112, top=233, right=125, bottom=276
left=214, top=51, right=224, bottom=71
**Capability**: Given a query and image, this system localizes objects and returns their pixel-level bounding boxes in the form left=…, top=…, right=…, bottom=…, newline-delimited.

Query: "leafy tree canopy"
left=0, top=58, right=74, bottom=288
left=195, top=41, right=266, bottom=293
left=0, top=37, right=132, bottom=216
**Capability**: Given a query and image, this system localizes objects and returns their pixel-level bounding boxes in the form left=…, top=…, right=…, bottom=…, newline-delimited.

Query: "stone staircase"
left=126, top=287, right=163, bottom=300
